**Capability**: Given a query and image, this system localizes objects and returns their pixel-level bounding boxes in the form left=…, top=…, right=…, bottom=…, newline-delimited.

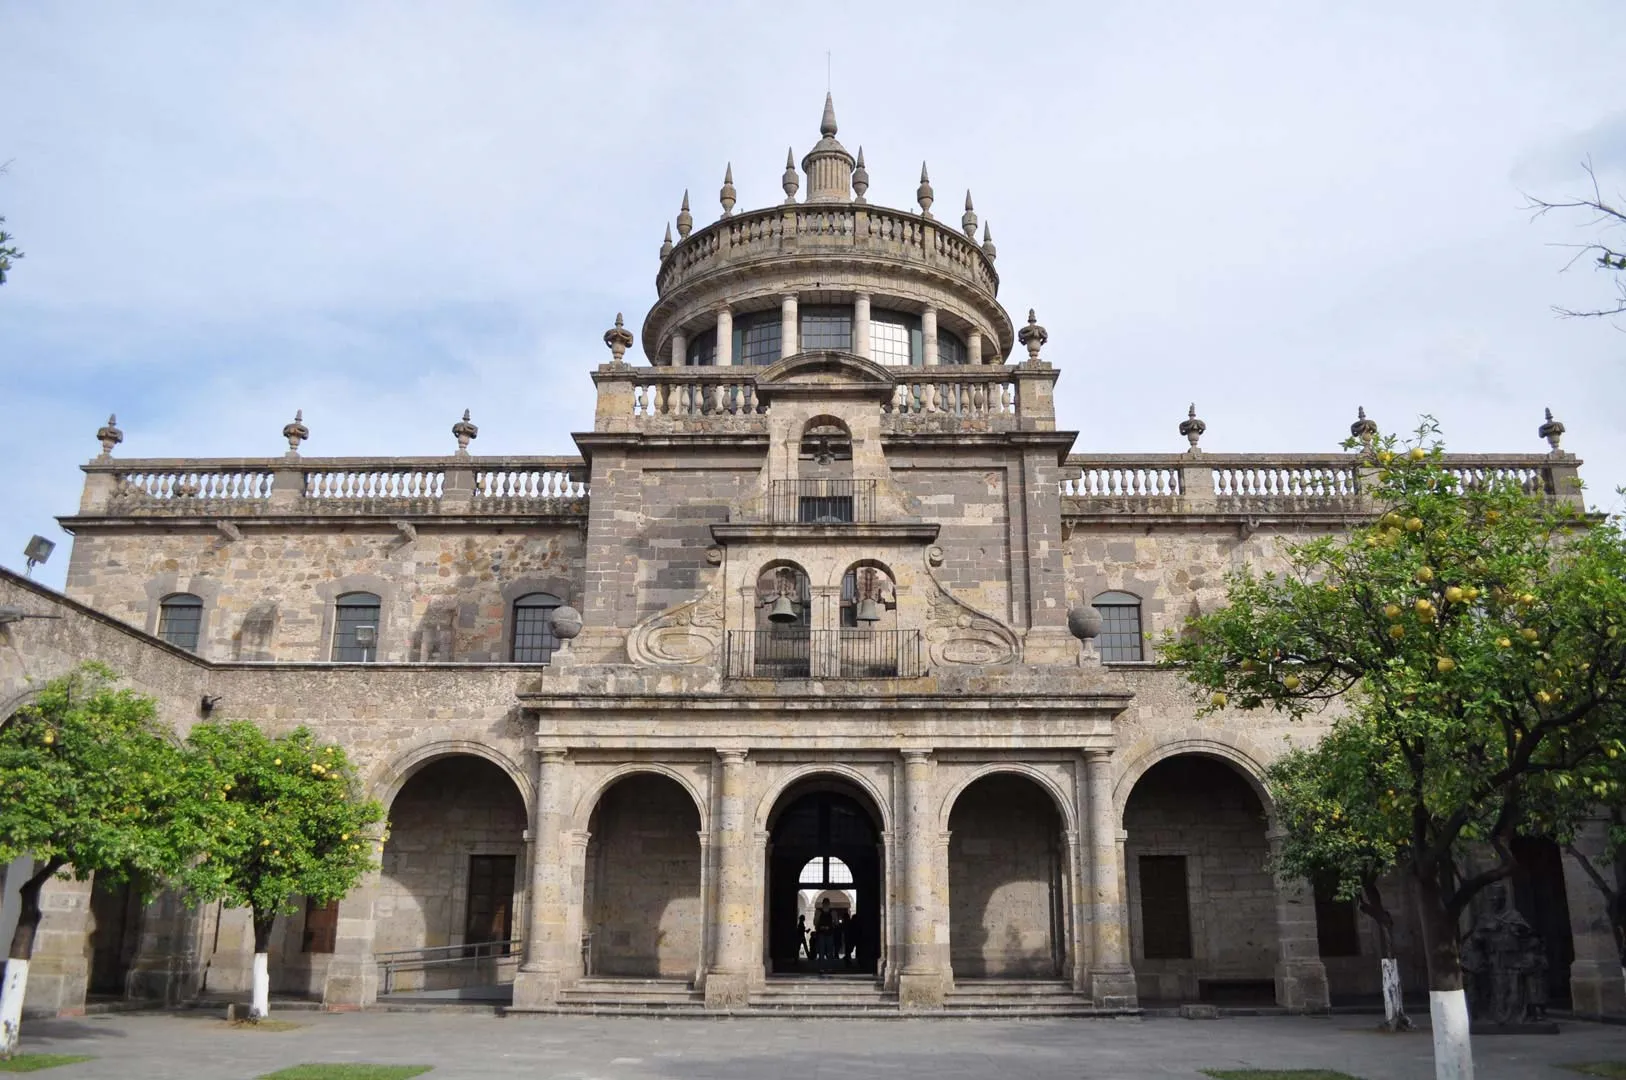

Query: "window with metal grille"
left=511, top=592, right=562, bottom=663
left=799, top=305, right=852, bottom=351
left=331, top=592, right=381, bottom=662
left=937, top=328, right=968, bottom=365
left=1139, top=855, right=1193, bottom=959
left=1092, top=591, right=1144, bottom=662
left=870, top=309, right=920, bottom=366
left=686, top=328, right=717, bottom=366
left=736, top=312, right=782, bottom=366
left=302, top=898, right=338, bottom=954
left=1314, top=879, right=1361, bottom=957
left=157, top=593, right=203, bottom=652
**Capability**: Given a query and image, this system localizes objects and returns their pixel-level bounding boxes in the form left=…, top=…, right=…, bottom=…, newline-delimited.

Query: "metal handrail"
left=376, top=938, right=522, bottom=995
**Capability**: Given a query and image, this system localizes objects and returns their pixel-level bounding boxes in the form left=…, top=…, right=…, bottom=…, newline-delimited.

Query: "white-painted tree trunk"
left=1381, top=957, right=1404, bottom=1029
left=0, top=958, right=29, bottom=1058
left=250, top=953, right=269, bottom=1020
left=1429, top=989, right=1474, bottom=1080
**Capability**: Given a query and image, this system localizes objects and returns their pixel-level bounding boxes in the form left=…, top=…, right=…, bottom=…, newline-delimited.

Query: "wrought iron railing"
left=767, top=479, right=877, bottom=524
left=726, top=629, right=923, bottom=679
left=375, top=938, right=521, bottom=995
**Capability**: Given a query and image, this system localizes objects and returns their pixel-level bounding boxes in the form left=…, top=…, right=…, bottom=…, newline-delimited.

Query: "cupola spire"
left=801, top=93, right=855, bottom=203
left=820, top=91, right=838, bottom=137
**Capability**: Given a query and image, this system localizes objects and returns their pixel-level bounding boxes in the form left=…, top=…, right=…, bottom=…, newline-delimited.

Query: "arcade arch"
left=765, top=775, right=886, bottom=975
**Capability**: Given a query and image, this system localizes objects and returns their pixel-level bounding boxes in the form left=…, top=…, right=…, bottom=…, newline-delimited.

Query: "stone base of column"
left=127, top=956, right=200, bottom=1004
left=703, top=971, right=749, bottom=1009
left=19, top=961, right=88, bottom=1019
left=1022, top=626, right=1083, bottom=666
left=1570, top=961, right=1626, bottom=1020
left=896, top=971, right=946, bottom=1009
left=320, top=961, right=378, bottom=1010
left=509, top=968, right=561, bottom=1010
left=1274, top=959, right=1330, bottom=1013
left=1087, top=967, right=1138, bottom=1009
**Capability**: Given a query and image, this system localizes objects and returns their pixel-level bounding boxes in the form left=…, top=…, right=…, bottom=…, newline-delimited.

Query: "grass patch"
left=0, top=1057, right=95, bottom=1074
left=1562, top=1066, right=1626, bottom=1079
left=1203, top=1072, right=1366, bottom=1080
left=256, top=1068, right=431, bottom=1080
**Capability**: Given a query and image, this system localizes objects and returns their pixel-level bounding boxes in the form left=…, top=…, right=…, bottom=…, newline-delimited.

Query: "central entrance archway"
left=767, top=780, right=883, bottom=975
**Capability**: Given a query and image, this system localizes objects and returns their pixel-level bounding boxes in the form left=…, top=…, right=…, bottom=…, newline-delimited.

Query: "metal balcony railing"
left=726, top=629, right=923, bottom=679
left=768, top=479, right=877, bottom=524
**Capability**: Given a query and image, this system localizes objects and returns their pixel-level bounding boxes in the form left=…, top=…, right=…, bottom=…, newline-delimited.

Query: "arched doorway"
left=377, top=755, right=528, bottom=996
left=1511, top=836, right=1575, bottom=1008
left=584, top=773, right=703, bottom=978
left=947, top=773, right=1066, bottom=979
left=1124, top=754, right=1276, bottom=1004
left=767, top=780, right=883, bottom=975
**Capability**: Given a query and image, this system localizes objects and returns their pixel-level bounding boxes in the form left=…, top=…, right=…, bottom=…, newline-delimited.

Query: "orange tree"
left=1163, top=427, right=1626, bottom=1070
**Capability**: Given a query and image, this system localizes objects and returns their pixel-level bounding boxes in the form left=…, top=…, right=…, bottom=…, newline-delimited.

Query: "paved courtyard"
left=12, top=1010, right=1626, bottom=1079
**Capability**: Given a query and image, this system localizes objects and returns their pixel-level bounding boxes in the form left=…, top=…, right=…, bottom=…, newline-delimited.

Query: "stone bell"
left=855, top=597, right=882, bottom=623
left=768, top=594, right=800, bottom=623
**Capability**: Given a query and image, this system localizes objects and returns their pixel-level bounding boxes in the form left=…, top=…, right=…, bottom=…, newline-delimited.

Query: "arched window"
left=511, top=592, right=562, bottom=664
left=332, top=592, right=381, bottom=662
left=736, top=311, right=782, bottom=366
left=936, top=328, right=968, bottom=365
left=870, top=309, right=921, bottom=367
left=1092, top=591, right=1144, bottom=662
left=157, top=593, right=203, bottom=652
left=686, top=328, right=717, bottom=366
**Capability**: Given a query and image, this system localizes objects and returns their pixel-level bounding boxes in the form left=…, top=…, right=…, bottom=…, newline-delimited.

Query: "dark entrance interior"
left=1512, top=836, right=1575, bottom=1007
left=768, top=784, right=882, bottom=975
left=464, top=854, right=517, bottom=956
left=88, top=873, right=143, bottom=997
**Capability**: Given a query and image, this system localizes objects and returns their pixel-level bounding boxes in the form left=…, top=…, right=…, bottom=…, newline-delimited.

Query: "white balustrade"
left=110, top=468, right=274, bottom=504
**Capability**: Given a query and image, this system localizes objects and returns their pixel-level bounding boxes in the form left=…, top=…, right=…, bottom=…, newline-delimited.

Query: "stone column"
left=320, top=868, right=382, bottom=1008
left=126, top=888, right=206, bottom=1003
left=853, top=293, right=872, bottom=360
left=966, top=329, right=983, bottom=365
left=921, top=307, right=939, bottom=366
left=1268, top=829, right=1330, bottom=1012
left=714, top=307, right=733, bottom=367
left=1562, top=819, right=1626, bottom=1019
left=512, top=750, right=570, bottom=1009
left=22, top=875, right=93, bottom=1016
left=670, top=329, right=687, bottom=367
left=780, top=295, right=799, bottom=358
left=1083, top=752, right=1136, bottom=1005
left=897, top=749, right=944, bottom=1007
left=705, top=750, right=752, bottom=1007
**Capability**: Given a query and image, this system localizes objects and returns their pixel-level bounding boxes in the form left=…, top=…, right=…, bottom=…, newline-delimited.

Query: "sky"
left=2, top=1, right=1624, bottom=591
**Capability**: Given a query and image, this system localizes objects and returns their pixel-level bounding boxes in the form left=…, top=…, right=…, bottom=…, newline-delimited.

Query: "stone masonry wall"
left=585, top=775, right=703, bottom=978
left=947, top=774, right=1061, bottom=978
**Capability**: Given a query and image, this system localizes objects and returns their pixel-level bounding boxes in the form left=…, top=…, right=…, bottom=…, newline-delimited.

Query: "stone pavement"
left=13, top=1010, right=1626, bottom=1079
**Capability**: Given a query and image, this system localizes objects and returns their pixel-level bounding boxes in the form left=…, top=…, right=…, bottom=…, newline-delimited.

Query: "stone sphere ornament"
left=1067, top=605, right=1102, bottom=641
left=549, top=606, right=583, bottom=641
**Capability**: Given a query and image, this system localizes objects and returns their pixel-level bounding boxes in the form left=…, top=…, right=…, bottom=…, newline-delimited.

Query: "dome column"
left=921, top=306, right=939, bottom=366
left=853, top=293, right=872, bottom=360
left=967, top=329, right=983, bottom=365
left=670, top=329, right=687, bottom=367
left=780, top=294, right=799, bottom=358
left=715, top=307, right=733, bottom=367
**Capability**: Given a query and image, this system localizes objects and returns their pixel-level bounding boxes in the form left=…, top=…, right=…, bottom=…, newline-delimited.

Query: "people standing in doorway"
left=814, top=898, right=833, bottom=962
left=795, top=914, right=810, bottom=961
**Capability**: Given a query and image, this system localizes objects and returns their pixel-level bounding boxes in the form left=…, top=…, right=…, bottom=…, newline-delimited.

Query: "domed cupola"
left=801, top=93, right=855, bottom=203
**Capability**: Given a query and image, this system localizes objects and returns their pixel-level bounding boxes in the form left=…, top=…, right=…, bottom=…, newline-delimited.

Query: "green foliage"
left=255, top=1067, right=431, bottom=1080
left=0, top=664, right=193, bottom=888
left=0, top=1055, right=95, bottom=1073
left=0, top=215, right=19, bottom=286
left=1165, top=426, right=1626, bottom=927
left=179, top=721, right=384, bottom=927
left=1562, top=1066, right=1626, bottom=1079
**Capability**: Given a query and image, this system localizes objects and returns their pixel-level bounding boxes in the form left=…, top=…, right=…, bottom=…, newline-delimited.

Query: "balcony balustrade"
left=725, top=629, right=924, bottom=679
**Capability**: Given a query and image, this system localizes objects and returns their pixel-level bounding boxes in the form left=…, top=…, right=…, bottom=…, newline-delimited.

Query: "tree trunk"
left=1414, top=869, right=1473, bottom=1080
left=249, top=912, right=275, bottom=1021
left=1361, top=881, right=1411, bottom=1032
left=1, top=858, right=66, bottom=1059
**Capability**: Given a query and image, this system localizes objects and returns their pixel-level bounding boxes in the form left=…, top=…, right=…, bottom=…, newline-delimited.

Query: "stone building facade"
left=2, top=96, right=1621, bottom=1019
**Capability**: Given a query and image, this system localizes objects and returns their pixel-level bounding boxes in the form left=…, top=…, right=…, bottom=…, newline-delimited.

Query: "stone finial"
left=604, top=312, right=634, bottom=365
left=782, top=148, right=800, bottom=204
left=852, top=147, right=869, bottom=204
left=1539, top=407, right=1566, bottom=453
left=1017, top=308, right=1047, bottom=363
left=281, top=410, right=308, bottom=456
left=451, top=409, right=478, bottom=454
left=916, top=162, right=934, bottom=218
left=719, top=163, right=736, bottom=218
left=1350, top=405, right=1378, bottom=445
left=1179, top=403, right=1206, bottom=451
left=96, top=413, right=123, bottom=458
left=659, top=222, right=673, bottom=260
left=549, top=605, right=583, bottom=642
left=981, top=222, right=997, bottom=263
left=820, top=91, right=838, bottom=137
left=961, top=191, right=977, bottom=239
left=675, top=191, right=693, bottom=239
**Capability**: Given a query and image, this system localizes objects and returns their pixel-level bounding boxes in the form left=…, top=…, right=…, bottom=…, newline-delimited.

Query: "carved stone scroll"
left=921, top=549, right=1020, bottom=667
left=626, top=584, right=725, bottom=666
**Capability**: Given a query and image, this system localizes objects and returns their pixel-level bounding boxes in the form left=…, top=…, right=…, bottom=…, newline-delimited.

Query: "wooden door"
left=465, top=855, right=516, bottom=956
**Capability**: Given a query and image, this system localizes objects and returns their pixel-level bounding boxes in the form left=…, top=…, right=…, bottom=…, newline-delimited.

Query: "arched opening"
left=584, top=773, right=703, bottom=978
left=767, top=778, right=884, bottom=976
left=377, top=755, right=528, bottom=998
left=947, top=774, right=1066, bottom=979
left=743, top=562, right=812, bottom=679
left=1511, top=835, right=1575, bottom=1008
left=1124, top=754, right=1275, bottom=1004
left=87, top=871, right=144, bottom=998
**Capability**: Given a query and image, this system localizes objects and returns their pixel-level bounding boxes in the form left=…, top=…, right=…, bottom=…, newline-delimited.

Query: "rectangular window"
left=1095, top=604, right=1144, bottom=662
left=1139, top=855, right=1193, bottom=960
left=302, top=898, right=338, bottom=954
left=797, top=495, right=854, bottom=524
left=799, top=306, right=853, bottom=351
left=331, top=600, right=381, bottom=662
left=870, top=312, right=919, bottom=366
left=464, top=855, right=517, bottom=956
left=157, top=600, right=203, bottom=652
left=512, top=603, right=560, bottom=664
left=737, top=315, right=782, bottom=366
left=1314, top=881, right=1362, bottom=958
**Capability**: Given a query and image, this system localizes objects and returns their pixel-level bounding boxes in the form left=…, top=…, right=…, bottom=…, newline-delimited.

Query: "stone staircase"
left=943, top=979, right=1135, bottom=1018
left=547, top=977, right=707, bottom=1014
left=748, top=975, right=897, bottom=1015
